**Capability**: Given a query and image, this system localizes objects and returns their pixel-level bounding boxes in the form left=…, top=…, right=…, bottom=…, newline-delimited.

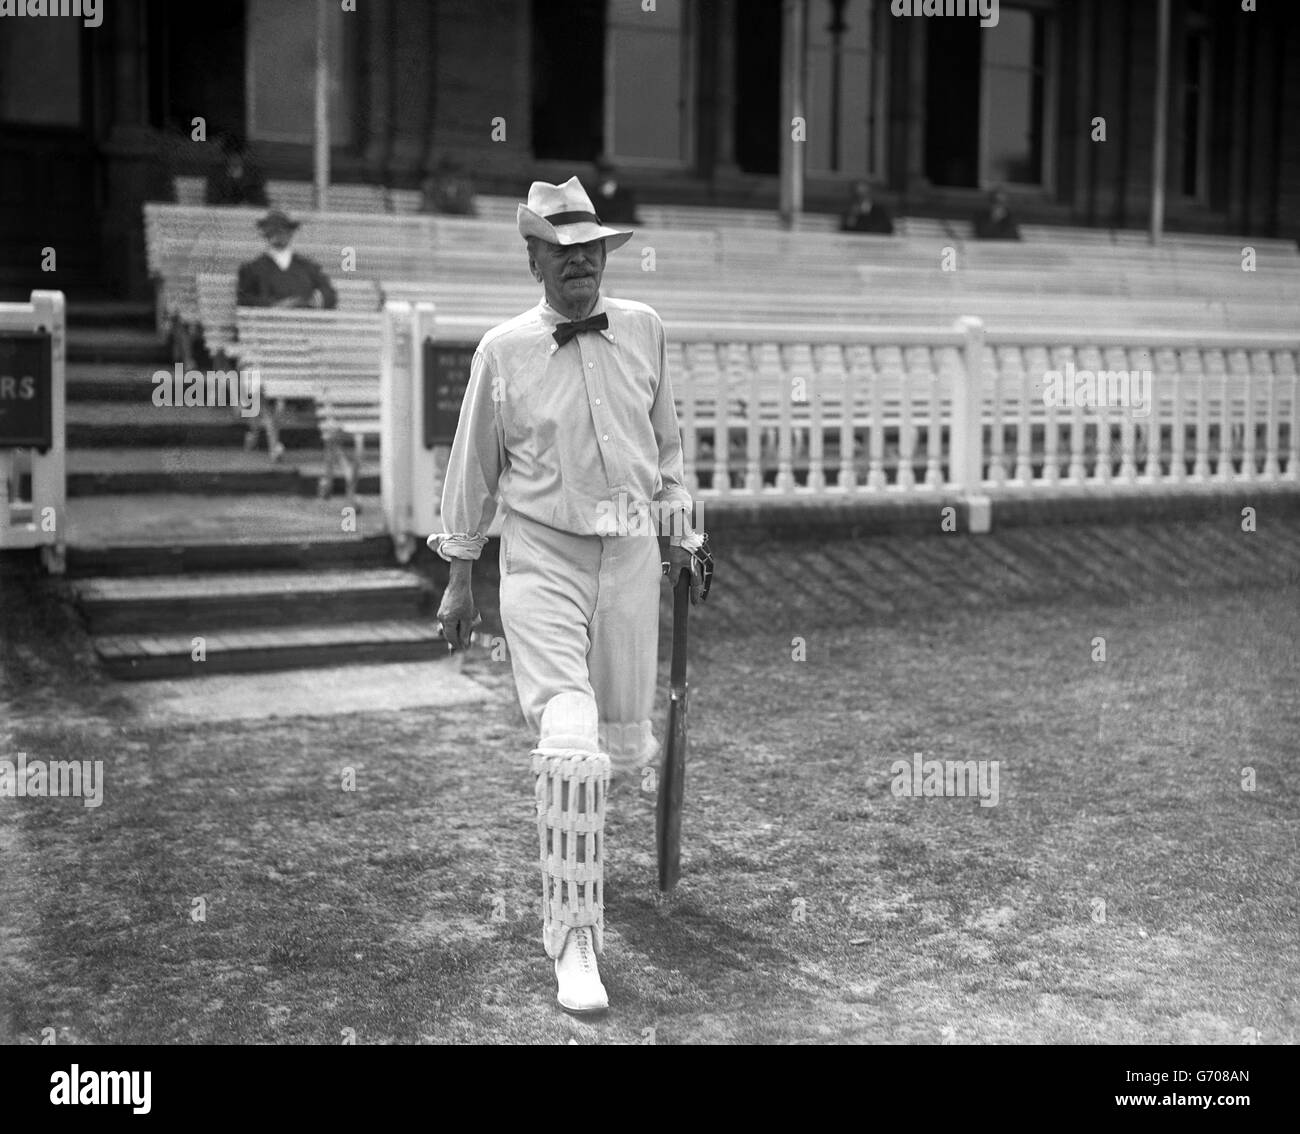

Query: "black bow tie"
left=552, top=312, right=609, bottom=347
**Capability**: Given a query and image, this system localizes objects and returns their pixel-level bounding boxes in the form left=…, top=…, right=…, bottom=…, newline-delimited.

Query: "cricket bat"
left=656, top=567, right=692, bottom=891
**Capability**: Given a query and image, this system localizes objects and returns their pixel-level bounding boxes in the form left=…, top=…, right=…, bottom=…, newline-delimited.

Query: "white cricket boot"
left=555, top=926, right=608, bottom=1014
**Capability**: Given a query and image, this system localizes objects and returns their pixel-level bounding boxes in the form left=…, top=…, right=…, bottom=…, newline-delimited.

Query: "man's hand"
left=663, top=534, right=713, bottom=605
left=437, top=560, right=478, bottom=650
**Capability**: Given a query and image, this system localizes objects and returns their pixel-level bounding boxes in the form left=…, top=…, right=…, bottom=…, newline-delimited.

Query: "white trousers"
left=498, top=510, right=661, bottom=764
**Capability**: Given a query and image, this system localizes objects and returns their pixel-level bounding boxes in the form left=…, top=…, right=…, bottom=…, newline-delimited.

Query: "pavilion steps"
left=72, top=568, right=444, bottom=679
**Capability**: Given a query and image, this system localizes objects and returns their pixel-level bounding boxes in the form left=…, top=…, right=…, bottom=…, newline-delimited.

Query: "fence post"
left=381, top=300, right=414, bottom=562
left=950, top=317, right=984, bottom=492
left=410, top=303, right=448, bottom=548
left=0, top=290, right=65, bottom=573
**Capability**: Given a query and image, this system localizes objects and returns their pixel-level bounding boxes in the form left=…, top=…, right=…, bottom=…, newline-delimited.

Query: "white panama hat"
left=517, top=176, right=633, bottom=251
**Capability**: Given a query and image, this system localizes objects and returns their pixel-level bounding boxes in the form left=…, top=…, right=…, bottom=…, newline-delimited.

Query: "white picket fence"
left=0, top=291, right=66, bottom=574
left=661, top=320, right=1300, bottom=495
left=382, top=308, right=1299, bottom=555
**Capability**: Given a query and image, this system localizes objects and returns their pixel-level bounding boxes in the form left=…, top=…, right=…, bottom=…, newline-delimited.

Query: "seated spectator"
left=974, top=187, right=1021, bottom=240
left=592, top=155, right=639, bottom=224
left=840, top=179, right=893, bottom=234
left=206, top=134, right=268, bottom=207
left=419, top=156, right=478, bottom=216
left=236, top=210, right=337, bottom=309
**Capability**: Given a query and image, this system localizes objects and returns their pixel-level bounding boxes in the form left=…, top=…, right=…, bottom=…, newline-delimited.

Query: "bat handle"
left=669, top=567, right=690, bottom=688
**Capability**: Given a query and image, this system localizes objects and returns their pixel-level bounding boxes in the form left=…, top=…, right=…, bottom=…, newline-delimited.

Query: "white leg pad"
left=532, top=749, right=609, bottom=959
left=539, top=691, right=599, bottom=752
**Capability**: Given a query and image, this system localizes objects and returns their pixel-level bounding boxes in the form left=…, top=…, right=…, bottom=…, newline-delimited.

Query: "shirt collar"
left=538, top=295, right=617, bottom=347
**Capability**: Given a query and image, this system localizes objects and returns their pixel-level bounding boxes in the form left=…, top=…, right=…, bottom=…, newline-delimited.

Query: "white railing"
left=381, top=308, right=1298, bottom=556
left=661, top=319, right=1299, bottom=496
left=0, top=291, right=66, bottom=574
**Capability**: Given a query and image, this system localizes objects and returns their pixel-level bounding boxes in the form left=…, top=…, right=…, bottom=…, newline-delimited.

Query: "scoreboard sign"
left=423, top=339, right=476, bottom=450
left=0, top=331, right=53, bottom=451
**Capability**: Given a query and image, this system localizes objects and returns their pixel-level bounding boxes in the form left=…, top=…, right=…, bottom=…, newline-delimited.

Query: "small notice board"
left=423, top=339, right=477, bottom=450
left=0, top=331, right=53, bottom=450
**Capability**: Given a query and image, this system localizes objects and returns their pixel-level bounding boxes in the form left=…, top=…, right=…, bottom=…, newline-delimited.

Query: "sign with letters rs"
left=423, top=339, right=476, bottom=450
left=0, top=332, right=52, bottom=451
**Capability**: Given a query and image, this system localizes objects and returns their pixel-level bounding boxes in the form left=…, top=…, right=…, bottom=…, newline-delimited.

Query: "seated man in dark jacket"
left=236, top=209, right=338, bottom=463
left=419, top=155, right=478, bottom=216
left=206, top=134, right=268, bottom=207
left=973, top=187, right=1022, bottom=240
left=236, top=209, right=337, bottom=309
left=592, top=155, right=639, bottom=225
left=840, top=179, right=894, bottom=234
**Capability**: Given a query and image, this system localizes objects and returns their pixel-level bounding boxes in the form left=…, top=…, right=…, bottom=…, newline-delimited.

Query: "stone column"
left=362, top=0, right=395, bottom=183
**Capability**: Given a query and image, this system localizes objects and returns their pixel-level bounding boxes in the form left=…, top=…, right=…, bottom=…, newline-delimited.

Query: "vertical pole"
left=380, top=300, right=411, bottom=558
left=1149, top=0, right=1171, bottom=244
left=950, top=318, right=985, bottom=491
left=314, top=0, right=330, bottom=211
left=779, top=0, right=806, bottom=229
left=31, top=289, right=66, bottom=573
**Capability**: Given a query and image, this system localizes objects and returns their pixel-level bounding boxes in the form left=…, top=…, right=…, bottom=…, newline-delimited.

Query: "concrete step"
left=65, top=447, right=378, bottom=496
left=66, top=402, right=318, bottom=449
left=68, top=447, right=305, bottom=495
left=67, top=300, right=156, bottom=332
left=67, top=362, right=163, bottom=403
left=73, top=568, right=434, bottom=634
left=93, top=618, right=448, bottom=680
left=66, top=535, right=398, bottom=578
left=67, top=326, right=170, bottom=365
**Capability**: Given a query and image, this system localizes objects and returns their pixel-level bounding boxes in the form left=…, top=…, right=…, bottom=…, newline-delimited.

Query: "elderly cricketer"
left=431, top=176, right=708, bottom=1014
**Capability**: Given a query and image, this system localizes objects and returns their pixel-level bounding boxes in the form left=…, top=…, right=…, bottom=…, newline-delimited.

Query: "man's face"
left=264, top=225, right=294, bottom=251
left=530, top=237, right=607, bottom=317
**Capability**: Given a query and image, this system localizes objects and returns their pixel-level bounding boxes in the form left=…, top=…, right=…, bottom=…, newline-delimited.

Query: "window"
left=923, top=4, right=1052, bottom=189
left=0, top=18, right=80, bottom=127
left=805, top=0, right=884, bottom=177
left=246, top=0, right=356, bottom=146
left=604, top=0, right=693, bottom=165
left=1180, top=6, right=1210, bottom=200
left=980, top=6, right=1047, bottom=186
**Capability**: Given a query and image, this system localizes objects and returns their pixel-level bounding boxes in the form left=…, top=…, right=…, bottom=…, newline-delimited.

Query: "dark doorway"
left=531, top=0, right=606, bottom=162
left=0, top=20, right=99, bottom=296
left=733, top=0, right=782, bottom=175
left=924, top=16, right=981, bottom=187
left=149, top=0, right=246, bottom=142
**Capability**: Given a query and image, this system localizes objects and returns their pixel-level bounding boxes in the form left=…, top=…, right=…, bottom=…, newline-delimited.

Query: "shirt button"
left=588, top=362, right=594, bottom=369
left=602, top=434, right=609, bottom=441
left=594, top=398, right=601, bottom=405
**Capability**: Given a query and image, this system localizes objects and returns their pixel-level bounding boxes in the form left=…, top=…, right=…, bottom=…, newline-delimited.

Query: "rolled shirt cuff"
left=428, top=531, right=489, bottom=561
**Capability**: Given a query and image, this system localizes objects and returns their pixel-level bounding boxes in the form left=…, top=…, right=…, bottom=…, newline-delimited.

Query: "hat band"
left=544, top=210, right=602, bottom=226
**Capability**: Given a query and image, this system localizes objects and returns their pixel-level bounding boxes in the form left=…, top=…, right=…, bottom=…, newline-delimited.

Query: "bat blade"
left=656, top=569, right=692, bottom=891
left=656, top=689, right=687, bottom=890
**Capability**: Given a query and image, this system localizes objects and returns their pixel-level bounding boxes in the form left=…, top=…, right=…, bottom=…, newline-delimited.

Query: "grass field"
left=1, top=517, right=1297, bottom=1045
